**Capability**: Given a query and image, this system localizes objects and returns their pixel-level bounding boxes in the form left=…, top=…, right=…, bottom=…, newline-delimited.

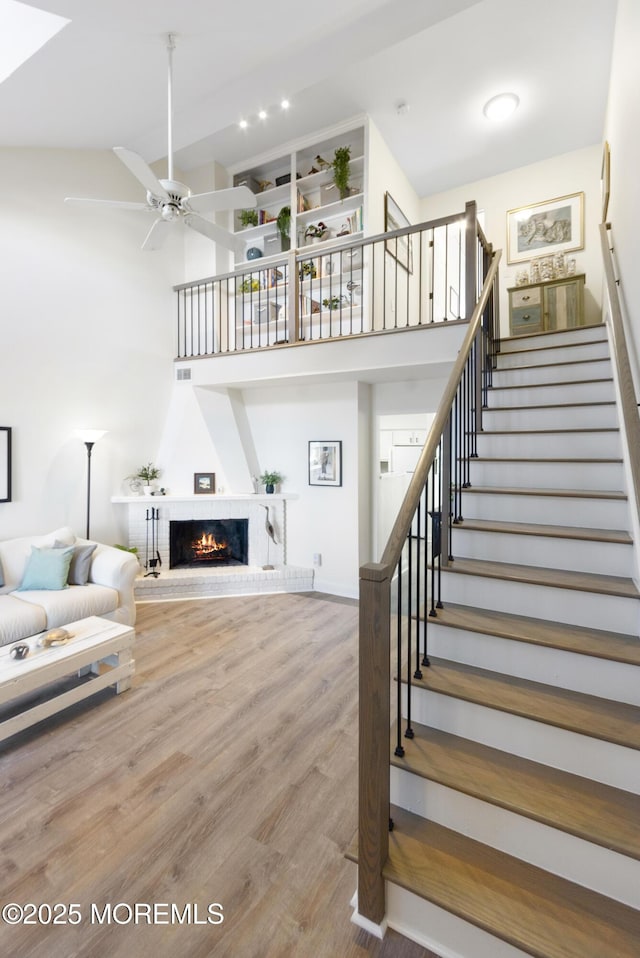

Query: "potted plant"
left=276, top=206, right=291, bottom=251
left=322, top=296, right=341, bottom=311
left=239, top=209, right=259, bottom=229
left=332, top=146, right=351, bottom=200
left=239, top=276, right=261, bottom=294
left=128, top=462, right=161, bottom=495
left=259, top=470, right=283, bottom=494
left=304, top=222, right=328, bottom=244
left=299, top=260, right=317, bottom=281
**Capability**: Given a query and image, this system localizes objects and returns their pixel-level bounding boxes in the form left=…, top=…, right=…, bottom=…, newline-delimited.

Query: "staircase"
left=378, top=324, right=640, bottom=956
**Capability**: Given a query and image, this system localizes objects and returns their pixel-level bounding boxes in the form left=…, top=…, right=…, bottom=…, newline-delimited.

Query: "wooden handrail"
left=599, top=222, right=640, bottom=529
left=356, top=244, right=501, bottom=928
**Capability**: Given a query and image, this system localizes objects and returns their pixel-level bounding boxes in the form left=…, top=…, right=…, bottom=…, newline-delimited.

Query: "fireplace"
left=169, top=518, right=249, bottom=569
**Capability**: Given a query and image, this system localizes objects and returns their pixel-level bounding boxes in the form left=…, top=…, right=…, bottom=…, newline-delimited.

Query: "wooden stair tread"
left=443, top=555, right=640, bottom=599
left=466, top=485, right=627, bottom=500
left=490, top=377, right=613, bottom=390
left=495, top=357, right=610, bottom=373
left=486, top=400, right=615, bottom=411
left=456, top=518, right=632, bottom=545
left=407, top=657, right=640, bottom=749
left=384, top=806, right=640, bottom=958
left=471, top=456, right=622, bottom=463
left=431, top=603, right=640, bottom=666
left=480, top=427, right=619, bottom=435
left=390, top=721, right=640, bottom=859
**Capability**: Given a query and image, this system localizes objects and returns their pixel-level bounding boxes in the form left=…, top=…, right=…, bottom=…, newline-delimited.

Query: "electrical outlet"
left=313, top=553, right=322, bottom=567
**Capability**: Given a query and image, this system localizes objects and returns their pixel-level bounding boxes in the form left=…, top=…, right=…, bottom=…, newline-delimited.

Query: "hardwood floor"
left=0, top=594, right=436, bottom=958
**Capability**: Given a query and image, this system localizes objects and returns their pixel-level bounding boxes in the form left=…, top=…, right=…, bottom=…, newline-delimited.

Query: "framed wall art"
left=0, top=427, right=11, bottom=503
left=194, top=472, right=215, bottom=494
left=507, top=192, right=584, bottom=264
left=309, top=441, right=342, bottom=487
left=384, top=192, right=413, bottom=273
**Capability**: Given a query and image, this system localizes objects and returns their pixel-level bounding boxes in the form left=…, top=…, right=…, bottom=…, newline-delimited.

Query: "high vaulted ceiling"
left=1, top=0, right=618, bottom=195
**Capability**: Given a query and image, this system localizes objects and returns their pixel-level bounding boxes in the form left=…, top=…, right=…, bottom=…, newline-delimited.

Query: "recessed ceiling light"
left=258, top=110, right=267, bottom=120
left=281, top=99, right=290, bottom=110
left=483, top=92, right=520, bottom=121
left=239, top=119, right=248, bottom=129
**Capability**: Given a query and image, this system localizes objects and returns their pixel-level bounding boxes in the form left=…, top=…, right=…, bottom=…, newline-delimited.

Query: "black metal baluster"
left=414, top=497, right=423, bottom=679
left=422, top=480, right=431, bottom=666
left=436, top=438, right=443, bottom=609
left=405, top=534, right=414, bottom=740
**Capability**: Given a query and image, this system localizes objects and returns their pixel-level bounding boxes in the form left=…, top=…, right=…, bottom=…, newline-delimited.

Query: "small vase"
left=265, top=483, right=275, bottom=494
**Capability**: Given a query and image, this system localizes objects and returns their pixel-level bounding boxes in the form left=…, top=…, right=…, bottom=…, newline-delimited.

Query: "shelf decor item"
left=194, top=472, right=215, bottom=494
left=239, top=209, right=259, bottom=229
left=127, top=462, right=161, bottom=497
left=309, top=441, right=342, bottom=487
left=0, top=426, right=11, bottom=503
left=299, top=260, right=317, bottom=280
left=276, top=206, right=291, bottom=250
left=332, top=146, right=351, bottom=200
left=305, top=221, right=327, bottom=243
left=246, top=246, right=262, bottom=260
left=322, top=296, right=341, bottom=311
left=384, top=191, right=413, bottom=274
left=259, top=471, right=283, bottom=494
left=506, top=192, right=584, bottom=264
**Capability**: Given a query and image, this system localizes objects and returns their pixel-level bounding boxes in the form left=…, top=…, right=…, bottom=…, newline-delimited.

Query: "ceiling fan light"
left=483, top=92, right=519, bottom=121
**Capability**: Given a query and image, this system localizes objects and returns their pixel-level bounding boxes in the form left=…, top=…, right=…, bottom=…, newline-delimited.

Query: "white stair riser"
left=451, top=527, right=633, bottom=578
left=390, top=770, right=640, bottom=907
left=482, top=403, right=617, bottom=430
left=424, top=623, right=640, bottom=706
left=498, top=340, right=609, bottom=367
left=384, top=884, right=531, bottom=958
left=501, top=327, right=606, bottom=352
left=475, top=430, right=621, bottom=459
left=439, top=568, right=639, bottom=633
left=469, top=459, right=623, bottom=490
left=492, top=359, right=611, bottom=387
left=404, top=687, right=640, bottom=793
left=460, top=491, right=630, bottom=529
left=487, top=379, right=614, bottom=407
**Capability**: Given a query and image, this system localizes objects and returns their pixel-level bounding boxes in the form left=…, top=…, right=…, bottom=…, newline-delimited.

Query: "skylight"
left=0, top=0, right=70, bottom=85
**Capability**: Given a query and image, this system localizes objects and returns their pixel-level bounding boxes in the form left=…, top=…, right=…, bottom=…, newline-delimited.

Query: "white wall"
left=420, top=145, right=604, bottom=336
left=603, top=0, right=640, bottom=381
left=241, top=380, right=362, bottom=596
left=0, top=148, right=178, bottom=544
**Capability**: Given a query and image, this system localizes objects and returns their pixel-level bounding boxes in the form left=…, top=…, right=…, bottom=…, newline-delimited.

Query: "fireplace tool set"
left=144, top=507, right=162, bottom=577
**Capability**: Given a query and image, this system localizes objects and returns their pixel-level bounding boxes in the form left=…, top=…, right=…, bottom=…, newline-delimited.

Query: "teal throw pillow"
left=18, top=545, right=74, bottom=591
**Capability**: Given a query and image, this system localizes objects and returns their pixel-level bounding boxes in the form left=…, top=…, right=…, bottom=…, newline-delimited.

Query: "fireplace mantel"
left=111, top=494, right=294, bottom=570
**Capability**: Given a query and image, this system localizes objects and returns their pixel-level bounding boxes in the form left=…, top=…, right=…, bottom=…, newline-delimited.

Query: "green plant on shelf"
left=299, top=260, right=317, bottom=280
left=239, top=209, right=259, bottom=228
left=322, top=296, right=341, bottom=311
left=332, top=146, right=351, bottom=199
left=239, top=277, right=261, bottom=293
left=305, top=221, right=327, bottom=241
left=276, top=205, right=291, bottom=243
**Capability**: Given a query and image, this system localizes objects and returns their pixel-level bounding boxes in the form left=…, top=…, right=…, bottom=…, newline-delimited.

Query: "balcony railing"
left=174, top=202, right=483, bottom=358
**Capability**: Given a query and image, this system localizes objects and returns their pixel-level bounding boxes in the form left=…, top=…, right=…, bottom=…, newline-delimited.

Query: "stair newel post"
left=358, top=562, right=392, bottom=928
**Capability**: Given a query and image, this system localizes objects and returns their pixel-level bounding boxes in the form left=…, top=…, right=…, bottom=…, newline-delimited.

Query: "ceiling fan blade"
left=114, top=147, right=170, bottom=201
left=65, top=197, right=153, bottom=212
left=141, top=217, right=173, bottom=251
left=184, top=213, right=245, bottom=253
left=186, top=185, right=258, bottom=214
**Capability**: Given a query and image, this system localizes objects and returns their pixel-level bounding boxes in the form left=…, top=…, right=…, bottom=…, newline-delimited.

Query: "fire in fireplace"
left=170, top=519, right=249, bottom=569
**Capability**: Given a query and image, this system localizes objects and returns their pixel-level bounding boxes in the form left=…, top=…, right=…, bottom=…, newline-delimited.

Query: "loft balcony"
left=173, top=202, right=493, bottom=389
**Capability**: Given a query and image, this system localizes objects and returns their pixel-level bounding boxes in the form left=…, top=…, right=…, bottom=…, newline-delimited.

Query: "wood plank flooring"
left=0, top=595, right=436, bottom=958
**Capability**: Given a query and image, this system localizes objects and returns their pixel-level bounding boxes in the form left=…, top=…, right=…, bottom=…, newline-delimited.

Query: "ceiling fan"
left=65, top=34, right=255, bottom=252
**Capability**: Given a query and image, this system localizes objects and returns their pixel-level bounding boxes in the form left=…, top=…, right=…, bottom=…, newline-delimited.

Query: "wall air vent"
left=176, top=367, right=192, bottom=381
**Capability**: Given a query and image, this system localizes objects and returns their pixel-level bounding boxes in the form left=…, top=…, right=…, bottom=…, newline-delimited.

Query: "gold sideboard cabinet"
left=508, top=273, right=585, bottom=336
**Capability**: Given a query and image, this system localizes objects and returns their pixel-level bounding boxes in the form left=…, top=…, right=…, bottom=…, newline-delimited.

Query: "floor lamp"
left=76, top=430, right=107, bottom=539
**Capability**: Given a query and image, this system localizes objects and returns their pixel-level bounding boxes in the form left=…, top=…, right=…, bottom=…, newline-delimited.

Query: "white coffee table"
left=0, top=616, right=135, bottom=744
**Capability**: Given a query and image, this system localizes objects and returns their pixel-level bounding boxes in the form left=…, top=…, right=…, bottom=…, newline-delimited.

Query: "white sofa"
left=0, top=527, right=138, bottom=647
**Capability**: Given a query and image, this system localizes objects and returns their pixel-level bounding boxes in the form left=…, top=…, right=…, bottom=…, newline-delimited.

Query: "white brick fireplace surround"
left=111, top=494, right=314, bottom=601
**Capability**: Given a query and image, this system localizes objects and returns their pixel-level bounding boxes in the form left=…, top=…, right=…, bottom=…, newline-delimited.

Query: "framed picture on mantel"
left=0, top=427, right=11, bottom=503
left=194, top=472, right=215, bottom=494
